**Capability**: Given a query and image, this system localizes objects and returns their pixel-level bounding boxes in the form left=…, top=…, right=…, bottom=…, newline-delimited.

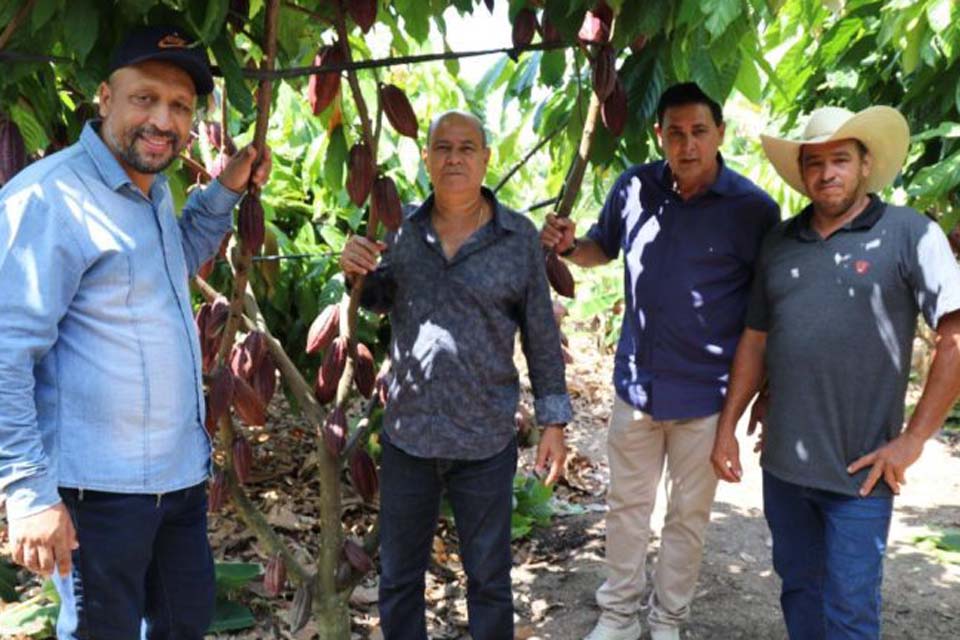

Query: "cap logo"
left=158, top=34, right=188, bottom=49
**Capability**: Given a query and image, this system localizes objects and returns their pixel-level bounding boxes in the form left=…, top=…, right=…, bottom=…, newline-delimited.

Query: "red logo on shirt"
left=854, top=260, right=870, bottom=275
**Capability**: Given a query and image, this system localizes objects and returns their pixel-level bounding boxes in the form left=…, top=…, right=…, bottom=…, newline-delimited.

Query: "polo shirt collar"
left=80, top=121, right=168, bottom=199
left=409, top=186, right=522, bottom=233
left=786, top=194, right=886, bottom=242
left=657, top=153, right=742, bottom=198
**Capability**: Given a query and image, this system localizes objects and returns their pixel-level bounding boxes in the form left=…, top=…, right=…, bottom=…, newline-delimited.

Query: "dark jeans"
left=378, top=438, right=517, bottom=640
left=53, top=482, right=215, bottom=640
left=763, top=471, right=893, bottom=640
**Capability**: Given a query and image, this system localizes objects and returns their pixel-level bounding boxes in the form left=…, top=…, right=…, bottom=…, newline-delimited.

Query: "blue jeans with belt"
left=53, top=482, right=215, bottom=639
left=763, top=470, right=894, bottom=640
left=378, top=438, right=517, bottom=640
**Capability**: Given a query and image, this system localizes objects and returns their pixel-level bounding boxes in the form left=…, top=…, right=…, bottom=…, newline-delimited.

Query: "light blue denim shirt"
left=0, top=122, right=241, bottom=520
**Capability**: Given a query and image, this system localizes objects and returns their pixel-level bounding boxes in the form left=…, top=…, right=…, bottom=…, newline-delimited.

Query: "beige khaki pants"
left=596, top=396, right=719, bottom=630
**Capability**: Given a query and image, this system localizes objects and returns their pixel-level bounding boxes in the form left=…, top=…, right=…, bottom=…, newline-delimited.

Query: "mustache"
left=134, top=125, right=179, bottom=147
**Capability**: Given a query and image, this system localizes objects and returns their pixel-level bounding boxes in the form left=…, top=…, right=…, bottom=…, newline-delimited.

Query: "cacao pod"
left=204, top=121, right=237, bottom=155
left=308, top=44, right=345, bottom=115
left=306, top=304, right=340, bottom=355
left=233, top=434, right=253, bottom=485
left=542, top=14, right=562, bottom=44
left=346, top=142, right=375, bottom=206
left=243, top=331, right=268, bottom=372
left=206, top=366, right=235, bottom=433
left=264, top=553, right=287, bottom=597
left=375, top=360, right=391, bottom=408
left=601, top=77, right=627, bottom=138
left=0, top=117, right=26, bottom=187
left=578, top=3, right=611, bottom=44
left=371, top=175, right=402, bottom=232
left=233, top=375, right=267, bottom=426
left=230, top=343, right=251, bottom=380
left=349, top=449, right=379, bottom=502
left=512, top=8, right=538, bottom=48
left=354, top=343, right=376, bottom=398
left=545, top=251, right=575, bottom=298
left=195, top=302, right=212, bottom=339
left=208, top=471, right=228, bottom=513
left=592, top=45, right=617, bottom=101
left=206, top=298, right=231, bottom=340
left=288, top=582, right=314, bottom=633
left=343, top=538, right=374, bottom=574
left=322, top=406, right=348, bottom=457
left=251, top=354, right=277, bottom=406
left=238, top=194, right=265, bottom=256
left=315, top=336, right=349, bottom=404
left=346, top=0, right=377, bottom=34
left=379, top=84, right=419, bottom=139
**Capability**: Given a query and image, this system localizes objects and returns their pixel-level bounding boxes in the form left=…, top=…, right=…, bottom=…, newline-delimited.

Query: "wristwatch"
left=559, top=238, right=578, bottom=257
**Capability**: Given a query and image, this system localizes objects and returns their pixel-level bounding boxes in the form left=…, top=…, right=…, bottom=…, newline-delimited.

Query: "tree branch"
left=0, top=0, right=37, bottom=50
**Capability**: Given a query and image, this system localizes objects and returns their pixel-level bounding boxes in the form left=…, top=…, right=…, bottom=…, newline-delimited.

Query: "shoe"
left=649, top=627, right=680, bottom=640
left=583, top=618, right=641, bottom=640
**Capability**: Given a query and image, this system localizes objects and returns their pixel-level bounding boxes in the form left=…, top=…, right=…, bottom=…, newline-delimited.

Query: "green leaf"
left=207, top=598, right=256, bottom=633
left=10, top=102, right=49, bottom=153
left=901, top=19, right=926, bottom=75
left=733, top=53, right=762, bottom=103
left=539, top=50, right=566, bottom=88
left=31, top=0, right=60, bottom=34
left=907, top=149, right=960, bottom=202
left=0, top=560, right=19, bottom=603
left=912, top=122, right=960, bottom=142
left=323, top=125, right=347, bottom=193
left=703, top=0, right=743, bottom=38
left=63, top=0, right=99, bottom=64
left=214, top=562, right=263, bottom=596
left=200, top=0, right=230, bottom=44
left=209, top=32, right=253, bottom=116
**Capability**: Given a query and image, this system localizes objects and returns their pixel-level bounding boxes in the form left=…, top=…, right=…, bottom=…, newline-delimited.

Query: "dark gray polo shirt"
left=746, top=196, right=960, bottom=496
left=359, top=188, right=573, bottom=460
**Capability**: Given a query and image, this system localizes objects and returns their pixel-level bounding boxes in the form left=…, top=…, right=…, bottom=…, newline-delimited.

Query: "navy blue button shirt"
left=586, top=157, right=779, bottom=420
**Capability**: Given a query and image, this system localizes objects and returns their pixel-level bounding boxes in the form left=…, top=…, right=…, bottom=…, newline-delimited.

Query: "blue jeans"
left=763, top=471, right=893, bottom=640
left=53, top=483, right=215, bottom=639
left=378, top=438, right=517, bottom=640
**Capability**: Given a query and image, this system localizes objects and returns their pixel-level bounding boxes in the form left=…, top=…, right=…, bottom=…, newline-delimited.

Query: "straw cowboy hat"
left=760, top=106, right=910, bottom=196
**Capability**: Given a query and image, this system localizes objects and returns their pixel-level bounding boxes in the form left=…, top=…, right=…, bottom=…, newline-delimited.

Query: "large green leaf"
left=63, top=0, right=99, bottom=64
left=703, top=0, right=744, bottom=39
left=207, top=598, right=256, bottom=633
left=10, top=102, right=49, bottom=153
left=214, top=561, right=263, bottom=597
left=209, top=32, right=253, bottom=116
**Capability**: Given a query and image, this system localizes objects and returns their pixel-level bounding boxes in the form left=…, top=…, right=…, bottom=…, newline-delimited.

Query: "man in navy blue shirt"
left=542, top=83, right=779, bottom=640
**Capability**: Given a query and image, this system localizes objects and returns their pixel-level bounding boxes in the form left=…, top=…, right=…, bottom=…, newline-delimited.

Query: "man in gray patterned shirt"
left=340, top=110, right=572, bottom=640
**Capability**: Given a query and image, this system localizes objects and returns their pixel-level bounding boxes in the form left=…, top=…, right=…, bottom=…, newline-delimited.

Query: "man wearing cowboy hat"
left=0, top=25, right=271, bottom=638
left=712, top=105, right=960, bottom=638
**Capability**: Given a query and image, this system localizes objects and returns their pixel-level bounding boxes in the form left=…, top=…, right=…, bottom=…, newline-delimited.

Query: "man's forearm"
left=717, top=329, right=767, bottom=435
left=905, top=313, right=960, bottom=441
left=563, top=238, right=612, bottom=268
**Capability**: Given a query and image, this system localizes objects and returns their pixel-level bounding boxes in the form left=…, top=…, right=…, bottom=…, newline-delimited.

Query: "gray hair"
left=426, top=110, right=488, bottom=148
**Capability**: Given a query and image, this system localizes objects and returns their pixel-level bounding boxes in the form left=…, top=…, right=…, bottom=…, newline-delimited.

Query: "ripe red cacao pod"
left=206, top=298, right=231, bottom=340
left=354, top=342, right=376, bottom=398
left=578, top=3, right=611, bottom=44
left=264, top=553, right=287, bottom=597
left=251, top=354, right=277, bottom=406
left=343, top=538, right=374, bottom=574
left=346, top=0, right=377, bottom=34
left=206, top=366, right=235, bottom=433
left=592, top=45, right=617, bottom=101
left=315, top=336, right=348, bottom=404
left=346, top=142, right=375, bottom=206
left=512, top=8, right=538, bottom=48
left=195, top=302, right=212, bottom=338
left=379, top=84, right=419, bottom=139
left=204, top=121, right=237, bottom=155
left=545, top=251, right=575, bottom=298
left=243, top=331, right=268, bottom=371
left=233, top=434, right=253, bottom=485
left=308, top=44, right=345, bottom=115
left=306, top=304, right=340, bottom=354
left=601, top=77, right=627, bottom=137
left=349, top=449, right=379, bottom=502
left=322, top=406, right=348, bottom=457
left=0, top=117, right=26, bottom=187
left=542, top=14, right=562, bottom=44
left=233, top=374, right=267, bottom=426
left=371, top=175, right=402, bottom=232
left=238, top=194, right=265, bottom=256
left=208, top=471, right=228, bottom=513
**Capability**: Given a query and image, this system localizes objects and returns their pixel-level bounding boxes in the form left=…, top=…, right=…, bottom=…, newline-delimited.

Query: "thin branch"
left=180, top=154, right=212, bottom=182
left=493, top=122, right=567, bottom=194
left=0, top=0, right=37, bottom=50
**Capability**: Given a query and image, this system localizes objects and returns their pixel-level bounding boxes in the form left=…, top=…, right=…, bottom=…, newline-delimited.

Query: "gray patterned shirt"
left=360, top=188, right=573, bottom=459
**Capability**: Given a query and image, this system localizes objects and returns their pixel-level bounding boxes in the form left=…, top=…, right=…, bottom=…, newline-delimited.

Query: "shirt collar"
left=80, top=121, right=168, bottom=198
left=657, top=153, right=740, bottom=198
left=409, top=186, right=523, bottom=233
left=786, top=194, right=886, bottom=242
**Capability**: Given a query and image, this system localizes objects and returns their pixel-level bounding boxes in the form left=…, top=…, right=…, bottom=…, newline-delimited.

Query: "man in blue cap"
left=0, top=26, right=270, bottom=638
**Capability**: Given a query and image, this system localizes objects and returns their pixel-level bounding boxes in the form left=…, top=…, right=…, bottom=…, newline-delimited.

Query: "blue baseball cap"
left=109, top=26, right=214, bottom=95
